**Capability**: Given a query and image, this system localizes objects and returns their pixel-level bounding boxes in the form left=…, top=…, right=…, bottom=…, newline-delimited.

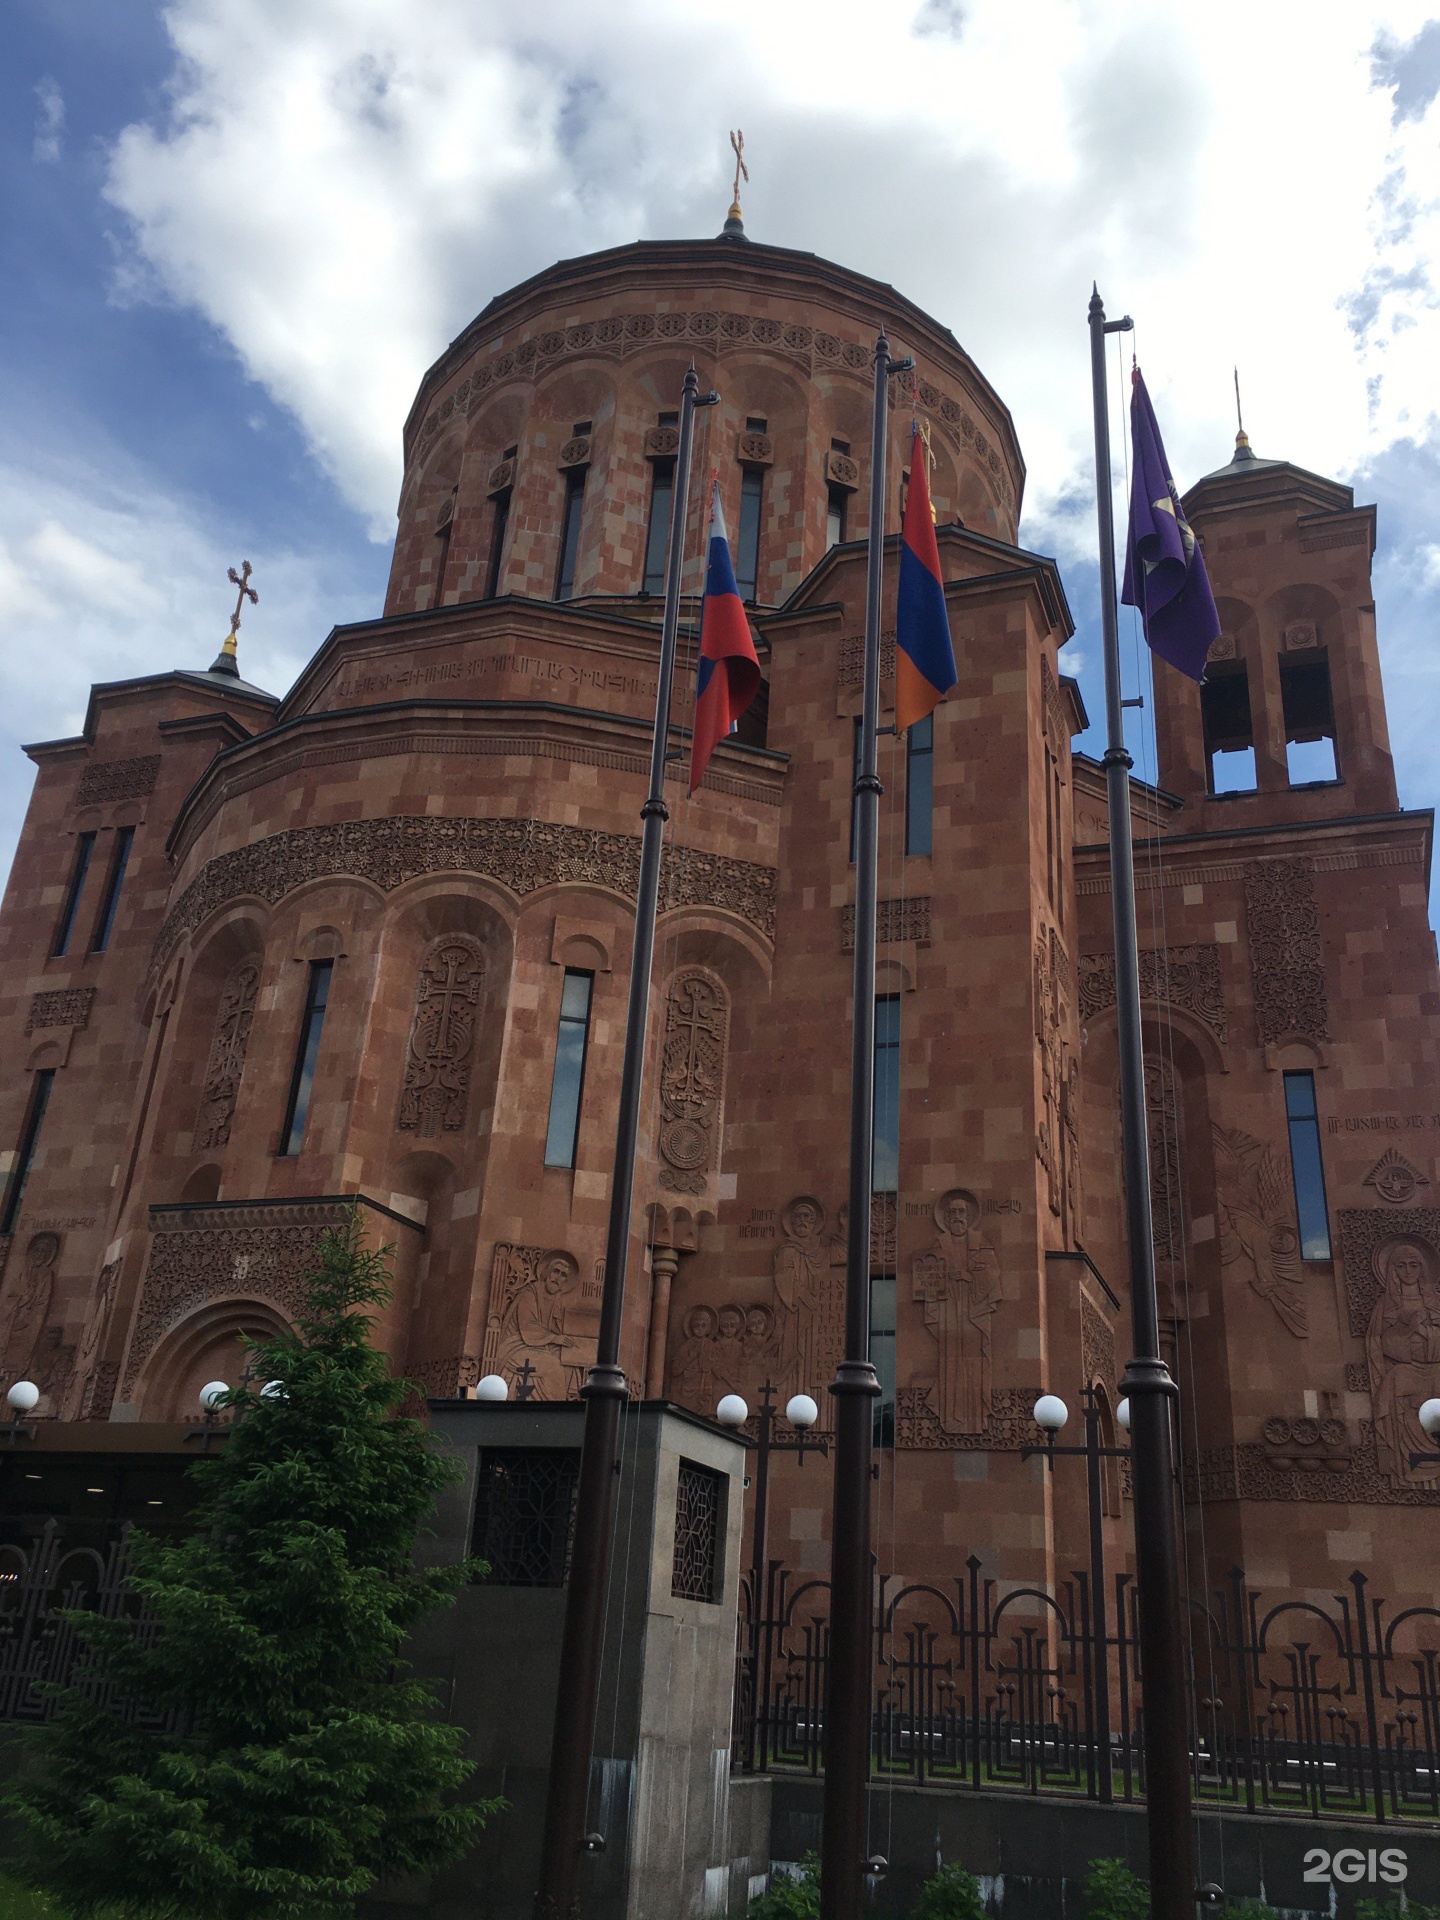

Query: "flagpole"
left=1087, top=288, right=1196, bottom=1918
left=820, top=327, right=912, bottom=1920
left=534, top=362, right=717, bottom=1920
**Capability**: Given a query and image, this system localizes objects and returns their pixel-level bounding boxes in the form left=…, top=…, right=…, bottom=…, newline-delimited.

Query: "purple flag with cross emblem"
left=1120, top=368, right=1220, bottom=682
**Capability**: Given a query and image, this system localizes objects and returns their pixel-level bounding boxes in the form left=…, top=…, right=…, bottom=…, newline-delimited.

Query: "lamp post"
left=717, top=1380, right=827, bottom=1774
left=185, top=1378, right=230, bottom=1450
left=1023, top=1389, right=1131, bottom=1803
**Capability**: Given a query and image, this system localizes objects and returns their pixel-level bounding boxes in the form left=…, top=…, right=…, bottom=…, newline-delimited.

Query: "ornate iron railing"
left=731, top=1556, right=1440, bottom=1825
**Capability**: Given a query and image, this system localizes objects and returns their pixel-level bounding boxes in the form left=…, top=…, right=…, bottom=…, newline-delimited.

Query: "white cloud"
left=33, top=77, right=64, bottom=165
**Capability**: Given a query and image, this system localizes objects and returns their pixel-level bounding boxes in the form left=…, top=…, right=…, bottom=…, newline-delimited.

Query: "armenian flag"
left=895, top=421, right=957, bottom=730
left=690, top=484, right=762, bottom=792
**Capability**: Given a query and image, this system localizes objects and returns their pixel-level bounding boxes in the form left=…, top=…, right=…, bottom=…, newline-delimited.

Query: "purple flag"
left=1120, top=369, right=1220, bottom=682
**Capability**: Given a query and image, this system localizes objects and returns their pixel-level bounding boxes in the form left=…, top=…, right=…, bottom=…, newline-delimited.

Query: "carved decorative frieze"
left=1208, top=633, right=1237, bottom=662
left=1243, top=856, right=1329, bottom=1046
left=1364, top=1149, right=1429, bottom=1206
left=1259, top=1411, right=1353, bottom=1471
left=841, top=896, right=931, bottom=950
left=1185, top=1425, right=1440, bottom=1507
left=1299, top=526, right=1367, bottom=554
left=558, top=435, right=591, bottom=469
left=658, top=970, right=728, bottom=1195
left=409, top=1355, right=481, bottom=1399
left=826, top=449, right=859, bottom=489
left=25, top=987, right=96, bottom=1034
left=65, top=1260, right=120, bottom=1420
left=195, top=961, right=260, bottom=1150
left=1078, top=944, right=1227, bottom=1044
left=1147, top=1055, right=1183, bottom=1263
left=413, top=313, right=1015, bottom=509
left=76, top=755, right=160, bottom=807
left=1214, top=1124, right=1308, bottom=1336
left=124, top=1205, right=350, bottom=1393
left=486, top=458, right=515, bottom=493
left=911, top=1190, right=1001, bottom=1435
left=837, top=628, right=897, bottom=689
left=1081, top=1295, right=1116, bottom=1391
left=1034, top=926, right=1078, bottom=1234
left=1284, top=621, right=1318, bottom=651
left=895, top=1385, right=1039, bottom=1451
left=737, top=431, right=773, bottom=465
left=398, top=936, right=485, bottom=1136
left=1346, top=1362, right=1370, bottom=1393
left=148, top=817, right=777, bottom=986
left=643, top=427, right=679, bottom=461
left=481, top=1243, right=594, bottom=1401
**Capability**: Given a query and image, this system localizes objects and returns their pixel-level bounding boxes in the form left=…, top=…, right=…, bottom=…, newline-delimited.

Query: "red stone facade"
left=0, top=233, right=1434, bottom=1610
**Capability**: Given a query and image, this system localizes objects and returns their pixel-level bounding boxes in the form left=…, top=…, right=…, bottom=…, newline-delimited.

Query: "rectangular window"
left=544, top=970, right=594, bottom=1169
left=431, top=516, right=452, bottom=611
left=1284, top=1071, right=1332, bottom=1260
left=1280, top=653, right=1338, bottom=785
left=52, top=832, right=95, bottom=958
left=735, top=468, right=763, bottom=602
left=849, top=718, right=863, bottom=863
left=279, top=960, right=332, bottom=1157
left=1201, top=664, right=1257, bottom=795
left=873, top=994, right=901, bottom=1194
left=89, top=827, right=134, bottom=954
left=906, top=713, right=933, bottom=856
left=642, top=461, right=675, bottom=596
left=555, top=469, right=587, bottom=600
left=471, top=1447, right=580, bottom=1587
left=870, top=1273, right=896, bottom=1448
left=826, top=486, right=848, bottom=549
left=671, top=1459, right=724, bottom=1602
left=483, top=490, right=511, bottom=600
left=2, top=1069, right=54, bottom=1235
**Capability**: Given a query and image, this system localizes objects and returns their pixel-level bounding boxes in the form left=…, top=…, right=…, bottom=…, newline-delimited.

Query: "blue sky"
left=3, top=0, right=1440, bottom=916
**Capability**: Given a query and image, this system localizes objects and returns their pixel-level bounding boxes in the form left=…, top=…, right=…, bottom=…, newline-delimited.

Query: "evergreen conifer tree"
left=6, top=1212, right=496, bottom=1920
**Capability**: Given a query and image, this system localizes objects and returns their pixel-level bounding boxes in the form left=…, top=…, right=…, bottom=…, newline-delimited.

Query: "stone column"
left=646, top=1246, right=679, bottom=1399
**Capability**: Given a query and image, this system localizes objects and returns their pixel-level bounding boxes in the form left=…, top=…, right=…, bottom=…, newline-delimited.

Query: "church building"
left=0, top=211, right=1436, bottom=1615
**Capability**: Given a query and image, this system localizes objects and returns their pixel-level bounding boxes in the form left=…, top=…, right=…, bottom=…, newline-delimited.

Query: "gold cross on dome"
left=729, top=129, right=748, bottom=219
left=220, top=560, right=257, bottom=662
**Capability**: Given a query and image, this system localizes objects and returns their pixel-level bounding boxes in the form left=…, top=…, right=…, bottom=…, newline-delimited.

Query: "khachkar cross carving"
left=658, top=970, right=729, bottom=1193
left=398, top=937, right=484, bottom=1136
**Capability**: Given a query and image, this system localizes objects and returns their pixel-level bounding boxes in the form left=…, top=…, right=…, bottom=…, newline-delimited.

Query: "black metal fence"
left=0, top=1520, right=181, bottom=1731
left=732, top=1557, right=1440, bottom=1826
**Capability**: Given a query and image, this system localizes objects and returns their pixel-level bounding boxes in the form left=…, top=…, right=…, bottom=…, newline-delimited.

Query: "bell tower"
left=1151, top=432, right=1397, bottom=826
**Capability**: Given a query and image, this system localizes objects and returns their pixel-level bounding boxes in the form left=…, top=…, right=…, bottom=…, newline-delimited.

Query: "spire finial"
left=1233, top=366, right=1249, bottom=450
left=211, top=560, right=256, bottom=677
left=723, top=129, right=749, bottom=238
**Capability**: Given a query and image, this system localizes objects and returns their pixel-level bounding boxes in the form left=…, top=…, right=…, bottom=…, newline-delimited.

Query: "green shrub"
left=912, top=1861, right=987, bottom=1920
left=748, top=1853, right=821, bottom=1919
left=1218, top=1902, right=1279, bottom=1920
left=1084, top=1857, right=1150, bottom=1920
left=1359, top=1903, right=1440, bottom=1920
left=0, top=1878, right=61, bottom=1920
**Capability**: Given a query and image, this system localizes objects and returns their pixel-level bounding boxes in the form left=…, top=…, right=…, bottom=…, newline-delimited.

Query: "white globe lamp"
left=474, top=1374, right=509, bottom=1403
left=6, top=1381, right=39, bottom=1415
left=1116, top=1397, right=1132, bottom=1433
left=199, top=1380, right=229, bottom=1414
left=1420, top=1398, right=1440, bottom=1439
left=786, top=1393, right=819, bottom=1430
left=260, top=1380, right=285, bottom=1402
left=716, top=1394, right=749, bottom=1428
left=1033, top=1394, right=1069, bottom=1434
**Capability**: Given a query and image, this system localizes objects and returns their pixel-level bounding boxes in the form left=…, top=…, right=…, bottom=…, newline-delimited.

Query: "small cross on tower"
left=724, top=130, right=749, bottom=238
left=211, top=559, right=257, bottom=677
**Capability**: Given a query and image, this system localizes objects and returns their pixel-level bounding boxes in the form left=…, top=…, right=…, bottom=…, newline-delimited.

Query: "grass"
left=0, top=1875, right=62, bottom=1920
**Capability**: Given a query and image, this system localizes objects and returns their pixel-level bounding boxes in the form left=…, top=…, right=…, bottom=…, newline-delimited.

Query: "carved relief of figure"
left=772, top=1197, right=841, bottom=1399
left=196, top=960, right=261, bottom=1150
left=673, top=1305, right=719, bottom=1406
left=659, top=970, right=729, bottom=1194
left=1366, top=1237, right=1440, bottom=1481
left=743, top=1304, right=778, bottom=1371
left=713, top=1303, right=745, bottom=1394
left=911, top=1191, right=1001, bottom=1435
left=1, top=1232, right=59, bottom=1382
left=1214, top=1125, right=1308, bottom=1337
left=398, top=936, right=485, bottom=1136
left=1061, top=1053, right=1083, bottom=1248
left=64, top=1259, right=119, bottom=1420
left=491, top=1249, right=582, bottom=1400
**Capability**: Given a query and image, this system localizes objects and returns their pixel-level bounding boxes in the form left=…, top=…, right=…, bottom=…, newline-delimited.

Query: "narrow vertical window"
left=52, top=832, right=95, bottom=958
left=545, top=970, right=594, bottom=1169
left=484, top=490, right=511, bottom=600
left=1283, top=1070, right=1331, bottom=1260
left=279, top=960, right=332, bottom=1157
left=1201, top=665, right=1256, bottom=795
left=906, top=713, right=933, bottom=856
left=870, top=1272, right=896, bottom=1447
left=431, top=506, right=453, bottom=611
left=642, top=461, right=675, bottom=595
left=1280, top=653, right=1338, bottom=784
left=2, top=1070, right=54, bottom=1235
left=90, top=827, right=134, bottom=954
left=849, top=718, right=863, bottom=863
left=872, top=994, right=901, bottom=1194
left=555, top=470, right=586, bottom=600
left=826, top=486, right=848, bottom=550
left=735, top=468, right=763, bottom=602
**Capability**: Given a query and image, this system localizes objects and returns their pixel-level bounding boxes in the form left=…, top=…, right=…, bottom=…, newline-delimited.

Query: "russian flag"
left=689, top=485, right=762, bottom=792
left=895, top=421, right=957, bottom=731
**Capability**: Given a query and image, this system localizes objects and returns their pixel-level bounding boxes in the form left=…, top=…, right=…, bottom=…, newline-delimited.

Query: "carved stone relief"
left=1243, top=857, right=1329, bottom=1046
left=25, top=988, right=96, bottom=1035
left=1338, top=1207, right=1440, bottom=1334
left=771, top=1197, right=846, bottom=1401
left=895, top=1384, right=1038, bottom=1452
left=150, top=817, right=776, bottom=988
left=837, top=629, right=896, bottom=690
left=481, top=1243, right=595, bottom=1401
left=841, top=897, right=931, bottom=950
left=0, top=1232, right=59, bottom=1383
left=76, top=755, right=159, bottom=807
left=1354, top=1225, right=1440, bottom=1482
left=1081, top=1295, right=1117, bottom=1391
left=1034, top=927, right=1076, bottom=1231
left=1284, top=621, right=1318, bottom=651
left=1146, top=1056, right=1184, bottom=1264
left=65, top=1259, right=119, bottom=1420
left=1364, top=1149, right=1430, bottom=1206
left=1208, top=633, right=1237, bottom=662
left=1041, top=655, right=1069, bottom=745
left=1260, top=1409, right=1353, bottom=1472
left=1079, top=944, right=1227, bottom=1045
left=398, top=936, right=485, bottom=1136
left=658, top=970, right=728, bottom=1194
left=1186, top=1427, right=1440, bottom=1507
left=1213, top=1125, right=1307, bottom=1336
left=910, top=1190, right=1001, bottom=1435
left=195, top=961, right=261, bottom=1151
